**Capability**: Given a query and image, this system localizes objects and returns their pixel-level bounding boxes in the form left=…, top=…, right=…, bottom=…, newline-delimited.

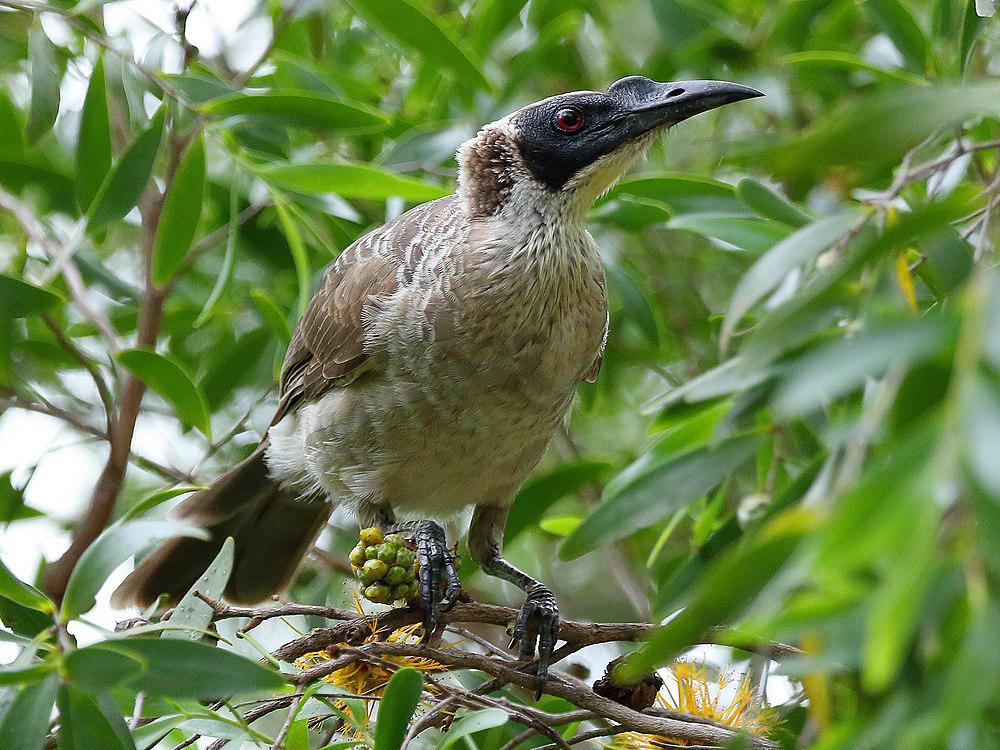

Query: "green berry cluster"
left=349, top=527, right=419, bottom=604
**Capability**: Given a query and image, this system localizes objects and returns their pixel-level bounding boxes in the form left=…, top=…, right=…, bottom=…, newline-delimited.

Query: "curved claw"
left=509, top=586, right=560, bottom=696
left=413, top=520, right=461, bottom=638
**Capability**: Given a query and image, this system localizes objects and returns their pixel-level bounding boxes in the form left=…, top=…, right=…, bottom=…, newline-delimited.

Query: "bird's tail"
left=112, top=445, right=330, bottom=609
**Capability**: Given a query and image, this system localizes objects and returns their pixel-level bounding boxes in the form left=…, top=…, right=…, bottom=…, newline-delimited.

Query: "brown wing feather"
left=274, top=195, right=462, bottom=421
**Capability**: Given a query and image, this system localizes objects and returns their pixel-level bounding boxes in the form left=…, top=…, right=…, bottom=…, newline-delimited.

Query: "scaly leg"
left=358, top=505, right=461, bottom=637
left=468, top=504, right=560, bottom=691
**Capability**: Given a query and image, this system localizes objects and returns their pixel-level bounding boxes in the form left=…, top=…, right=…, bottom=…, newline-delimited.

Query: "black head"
left=511, top=76, right=763, bottom=191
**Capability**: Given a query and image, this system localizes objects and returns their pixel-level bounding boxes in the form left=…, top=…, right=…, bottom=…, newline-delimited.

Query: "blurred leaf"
left=0, top=673, right=58, bottom=750
left=562, top=434, right=760, bottom=559
left=669, top=213, right=792, bottom=254
left=606, top=259, right=659, bottom=345
left=56, top=684, right=134, bottom=750
left=0, top=92, right=24, bottom=159
left=201, top=92, right=388, bottom=131
left=736, top=178, right=813, bottom=227
left=963, top=368, right=1000, bottom=496
left=261, top=162, right=450, bottom=202
left=251, top=288, right=292, bottom=345
left=505, top=460, right=610, bottom=543
left=609, top=173, right=745, bottom=214
left=0, top=274, right=62, bottom=318
left=152, top=134, right=205, bottom=285
left=61, top=519, right=208, bottom=619
left=87, top=108, right=164, bottom=232
left=780, top=50, right=927, bottom=85
left=721, top=211, right=862, bottom=351
left=0, top=663, right=55, bottom=687
left=960, top=0, right=988, bottom=73
left=0, top=557, right=52, bottom=613
left=374, top=668, right=423, bottom=750
left=865, top=0, right=929, bottom=73
left=642, top=358, right=769, bottom=414
left=345, top=0, right=489, bottom=90
left=619, top=508, right=817, bottom=681
left=163, top=537, right=234, bottom=641
left=539, top=515, right=582, bottom=536
left=770, top=85, right=1000, bottom=171
left=272, top=194, right=311, bottom=319
left=0, top=472, right=41, bottom=524
left=121, top=485, right=206, bottom=521
left=116, top=348, right=211, bottom=438
left=73, top=638, right=285, bottom=699
left=26, top=24, right=61, bottom=143
left=774, top=317, right=955, bottom=415
left=76, top=56, right=112, bottom=211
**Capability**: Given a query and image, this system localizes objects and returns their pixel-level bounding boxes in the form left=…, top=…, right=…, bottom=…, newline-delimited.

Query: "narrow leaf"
left=261, top=162, right=449, bottom=203
left=56, top=684, right=133, bottom=750
left=116, top=348, right=212, bottom=438
left=87, top=108, right=164, bottom=232
left=163, top=537, right=234, bottom=641
left=345, top=0, right=489, bottom=89
left=0, top=557, right=52, bottom=612
left=721, top=212, right=861, bottom=352
left=272, top=194, right=311, bottom=318
left=201, top=92, right=388, bottom=131
left=26, top=24, right=61, bottom=143
left=152, top=134, right=205, bottom=285
left=61, top=519, right=208, bottom=619
left=0, top=274, right=62, bottom=318
left=76, top=56, right=113, bottom=211
left=374, top=668, right=423, bottom=750
left=0, top=673, right=59, bottom=750
left=736, top=178, right=813, bottom=227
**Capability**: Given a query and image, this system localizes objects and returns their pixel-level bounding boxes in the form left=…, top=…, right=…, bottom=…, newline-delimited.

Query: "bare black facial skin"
left=513, top=76, right=763, bottom=191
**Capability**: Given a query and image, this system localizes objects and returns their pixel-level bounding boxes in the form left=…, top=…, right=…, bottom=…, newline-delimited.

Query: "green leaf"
left=721, top=211, right=861, bottom=352
left=261, top=162, right=450, bottom=203
left=272, top=194, right=312, bottom=319
left=0, top=471, right=42, bottom=524
left=780, top=50, right=927, bottom=86
left=76, top=56, right=113, bottom=211
left=609, top=173, right=745, bottom=214
left=668, top=213, right=792, bottom=254
left=436, top=708, right=509, bottom=750
left=0, top=556, right=52, bottom=612
left=619, top=508, right=817, bottom=681
left=151, top=134, right=205, bottom=285
left=200, top=92, right=389, bottom=131
left=960, top=0, right=988, bottom=74
left=505, top=460, right=610, bottom=543
left=735, top=178, right=813, bottom=227
left=0, top=91, right=25, bottom=159
left=0, top=673, right=59, bottom=750
left=561, top=434, right=760, bottom=559
left=116, top=348, right=212, bottom=438
left=26, top=24, right=61, bottom=143
left=0, top=274, right=62, bottom=318
left=0, top=663, right=55, bottom=687
left=56, top=684, right=134, bottom=750
left=866, top=0, right=929, bottom=73
left=374, top=668, right=423, bottom=750
left=194, top=180, right=240, bottom=328
left=345, top=0, right=489, bottom=90
left=121, top=485, right=206, bottom=521
left=163, top=537, right=234, bottom=641
left=79, top=638, right=286, bottom=699
left=61, top=519, right=208, bottom=619
left=250, top=289, right=292, bottom=345
left=774, top=317, right=955, bottom=416
left=87, top=108, right=164, bottom=233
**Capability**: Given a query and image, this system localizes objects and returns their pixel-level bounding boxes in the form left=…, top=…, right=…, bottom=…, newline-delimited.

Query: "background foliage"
left=0, top=0, right=998, bottom=748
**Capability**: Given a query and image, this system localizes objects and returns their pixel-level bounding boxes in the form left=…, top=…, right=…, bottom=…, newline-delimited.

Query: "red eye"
left=553, top=107, right=584, bottom=133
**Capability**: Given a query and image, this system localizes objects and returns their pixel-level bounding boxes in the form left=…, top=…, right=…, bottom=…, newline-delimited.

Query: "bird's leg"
left=468, top=504, right=559, bottom=691
left=360, top=506, right=461, bottom=637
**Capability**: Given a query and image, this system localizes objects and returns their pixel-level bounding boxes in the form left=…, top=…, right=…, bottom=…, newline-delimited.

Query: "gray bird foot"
left=509, top=585, right=560, bottom=696
left=404, top=520, right=461, bottom=638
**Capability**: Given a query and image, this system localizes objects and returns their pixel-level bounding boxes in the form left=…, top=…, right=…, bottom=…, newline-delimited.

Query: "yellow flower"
left=294, top=593, right=447, bottom=727
left=607, top=662, right=775, bottom=748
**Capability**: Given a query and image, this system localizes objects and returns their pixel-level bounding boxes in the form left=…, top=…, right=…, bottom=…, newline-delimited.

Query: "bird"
left=113, top=75, right=762, bottom=683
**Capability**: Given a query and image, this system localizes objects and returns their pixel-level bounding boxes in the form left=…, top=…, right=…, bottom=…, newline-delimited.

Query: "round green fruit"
left=360, top=559, right=388, bottom=583
left=377, top=545, right=398, bottom=564
left=391, top=584, right=410, bottom=601
left=348, top=546, right=367, bottom=567
left=395, top=548, right=414, bottom=568
left=359, top=527, right=384, bottom=546
left=364, top=584, right=390, bottom=604
left=365, top=546, right=379, bottom=560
